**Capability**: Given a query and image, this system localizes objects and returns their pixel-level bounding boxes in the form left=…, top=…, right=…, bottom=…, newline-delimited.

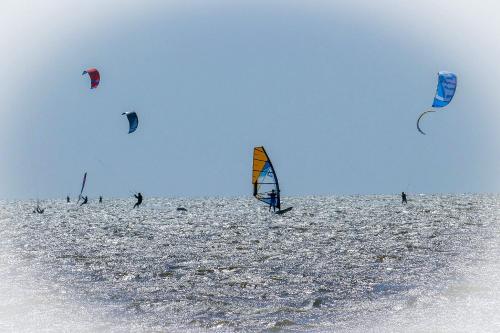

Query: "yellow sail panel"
left=252, top=147, right=269, bottom=184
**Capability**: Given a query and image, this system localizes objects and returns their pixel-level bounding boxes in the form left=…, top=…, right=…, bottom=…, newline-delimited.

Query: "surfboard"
left=276, top=207, right=293, bottom=215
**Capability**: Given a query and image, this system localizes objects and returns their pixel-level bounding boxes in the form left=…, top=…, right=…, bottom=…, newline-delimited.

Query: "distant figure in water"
left=66, top=196, right=70, bottom=203
left=99, top=196, right=103, bottom=203
left=80, top=196, right=88, bottom=206
left=34, top=203, right=44, bottom=214
left=134, top=192, right=143, bottom=208
left=401, top=192, right=407, bottom=204
left=269, top=189, right=277, bottom=212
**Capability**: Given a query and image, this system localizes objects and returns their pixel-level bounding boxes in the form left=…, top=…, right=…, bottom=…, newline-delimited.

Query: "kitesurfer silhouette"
left=80, top=196, right=88, bottom=206
left=401, top=192, right=407, bottom=204
left=66, top=196, right=70, bottom=203
left=99, top=196, right=103, bottom=203
left=134, top=192, right=143, bottom=208
left=34, top=203, right=44, bottom=214
left=269, top=189, right=277, bottom=212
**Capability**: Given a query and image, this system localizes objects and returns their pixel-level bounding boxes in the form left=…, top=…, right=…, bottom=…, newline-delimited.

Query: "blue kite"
left=417, top=71, right=457, bottom=135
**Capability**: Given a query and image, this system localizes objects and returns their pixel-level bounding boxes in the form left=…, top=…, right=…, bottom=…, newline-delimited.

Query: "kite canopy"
left=417, top=71, right=457, bottom=135
left=82, top=68, right=100, bottom=89
left=432, top=71, right=457, bottom=108
left=122, top=111, right=138, bottom=133
left=252, top=146, right=280, bottom=210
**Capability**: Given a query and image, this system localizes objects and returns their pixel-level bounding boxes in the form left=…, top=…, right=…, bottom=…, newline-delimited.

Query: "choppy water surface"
left=0, top=195, right=499, bottom=332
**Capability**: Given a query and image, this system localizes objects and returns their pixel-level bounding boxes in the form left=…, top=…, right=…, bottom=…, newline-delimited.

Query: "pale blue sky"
left=1, top=1, right=500, bottom=199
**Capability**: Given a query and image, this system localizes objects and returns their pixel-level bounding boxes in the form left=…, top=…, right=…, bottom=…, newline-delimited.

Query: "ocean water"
left=0, top=195, right=499, bottom=332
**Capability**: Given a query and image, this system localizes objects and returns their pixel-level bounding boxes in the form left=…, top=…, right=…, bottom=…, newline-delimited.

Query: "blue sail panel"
left=432, top=71, right=457, bottom=108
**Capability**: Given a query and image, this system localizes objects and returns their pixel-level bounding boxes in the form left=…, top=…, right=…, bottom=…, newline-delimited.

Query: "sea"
left=0, top=195, right=499, bottom=332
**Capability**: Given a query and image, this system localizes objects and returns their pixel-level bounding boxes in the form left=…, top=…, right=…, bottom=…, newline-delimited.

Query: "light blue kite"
left=417, top=71, right=457, bottom=135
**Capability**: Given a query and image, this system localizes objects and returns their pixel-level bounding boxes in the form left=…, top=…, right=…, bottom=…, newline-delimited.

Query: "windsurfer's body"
left=80, top=196, right=88, bottom=206
left=99, top=196, right=103, bottom=203
left=269, top=190, right=277, bottom=212
left=134, top=193, right=143, bottom=208
left=66, top=196, right=70, bottom=203
left=401, top=192, right=407, bottom=204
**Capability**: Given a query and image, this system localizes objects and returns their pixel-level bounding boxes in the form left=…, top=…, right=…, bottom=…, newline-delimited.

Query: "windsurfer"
left=80, top=196, right=88, bottom=206
left=99, top=196, right=103, bottom=203
left=401, top=192, right=407, bottom=204
left=269, top=189, right=277, bottom=212
left=66, top=196, right=70, bottom=203
left=134, top=192, right=143, bottom=208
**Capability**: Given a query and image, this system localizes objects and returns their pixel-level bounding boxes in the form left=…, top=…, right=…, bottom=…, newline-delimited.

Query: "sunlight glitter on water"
left=0, top=195, right=499, bottom=332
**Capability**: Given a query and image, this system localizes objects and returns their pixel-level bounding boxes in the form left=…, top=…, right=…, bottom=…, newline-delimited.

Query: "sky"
left=1, top=0, right=500, bottom=199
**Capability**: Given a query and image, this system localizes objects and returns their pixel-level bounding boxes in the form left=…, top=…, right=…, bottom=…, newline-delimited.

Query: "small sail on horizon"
left=77, top=172, right=87, bottom=204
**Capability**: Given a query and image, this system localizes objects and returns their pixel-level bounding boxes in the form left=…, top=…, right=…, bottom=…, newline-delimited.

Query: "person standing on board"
left=133, top=192, right=143, bottom=208
left=99, top=196, right=103, bottom=203
left=80, top=196, right=88, bottom=206
left=401, top=192, right=407, bottom=204
left=66, top=195, right=70, bottom=203
left=34, top=203, right=44, bottom=214
left=269, top=189, right=277, bottom=212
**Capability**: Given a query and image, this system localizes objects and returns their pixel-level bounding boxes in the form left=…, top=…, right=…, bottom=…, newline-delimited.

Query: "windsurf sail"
left=417, top=71, right=457, bottom=135
left=77, top=172, right=87, bottom=203
left=122, top=111, right=138, bottom=133
left=252, top=146, right=281, bottom=210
